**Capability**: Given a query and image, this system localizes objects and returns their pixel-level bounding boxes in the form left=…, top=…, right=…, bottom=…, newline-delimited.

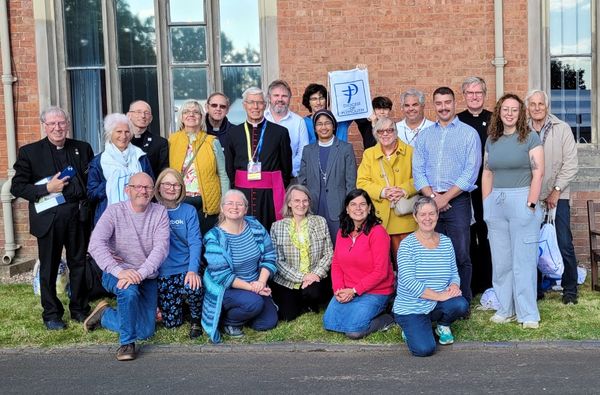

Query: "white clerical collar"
left=318, top=137, right=335, bottom=147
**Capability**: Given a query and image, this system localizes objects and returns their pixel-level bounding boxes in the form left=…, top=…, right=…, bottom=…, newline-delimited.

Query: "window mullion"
left=103, top=0, right=120, bottom=113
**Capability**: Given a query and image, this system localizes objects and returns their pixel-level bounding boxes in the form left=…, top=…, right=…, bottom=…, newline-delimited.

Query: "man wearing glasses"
left=85, top=172, right=170, bottom=361
left=127, top=100, right=169, bottom=177
left=11, top=106, right=95, bottom=330
left=205, top=92, right=234, bottom=150
left=224, top=87, right=292, bottom=231
left=457, top=77, right=493, bottom=296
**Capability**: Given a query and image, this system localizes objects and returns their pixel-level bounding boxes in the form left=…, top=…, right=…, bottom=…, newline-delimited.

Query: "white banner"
left=328, top=68, right=373, bottom=122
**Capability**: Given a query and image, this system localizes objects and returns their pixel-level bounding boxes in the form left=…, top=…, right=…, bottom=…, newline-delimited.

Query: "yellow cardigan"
left=357, top=138, right=418, bottom=235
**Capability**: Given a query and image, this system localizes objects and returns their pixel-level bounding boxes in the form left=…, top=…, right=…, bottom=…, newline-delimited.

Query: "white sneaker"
left=490, top=314, right=516, bottom=324
left=522, top=321, right=539, bottom=329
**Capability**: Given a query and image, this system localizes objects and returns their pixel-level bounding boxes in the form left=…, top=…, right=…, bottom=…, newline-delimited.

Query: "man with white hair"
left=526, top=89, right=579, bottom=305
left=396, top=88, right=434, bottom=147
left=224, top=87, right=292, bottom=230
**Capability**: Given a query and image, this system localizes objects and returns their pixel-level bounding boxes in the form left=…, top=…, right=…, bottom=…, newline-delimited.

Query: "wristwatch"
left=554, top=186, right=562, bottom=192
left=527, top=202, right=536, bottom=209
left=429, top=193, right=436, bottom=198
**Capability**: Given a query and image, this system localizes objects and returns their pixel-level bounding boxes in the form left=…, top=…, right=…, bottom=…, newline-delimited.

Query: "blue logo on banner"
left=333, top=79, right=369, bottom=117
left=342, top=84, right=359, bottom=103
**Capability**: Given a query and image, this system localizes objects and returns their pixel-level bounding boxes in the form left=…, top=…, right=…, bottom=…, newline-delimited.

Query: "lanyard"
left=244, top=121, right=267, bottom=162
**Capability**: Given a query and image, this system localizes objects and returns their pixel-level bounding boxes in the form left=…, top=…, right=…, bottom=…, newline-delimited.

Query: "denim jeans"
left=556, top=199, right=578, bottom=297
left=323, top=293, right=390, bottom=334
left=221, top=289, right=278, bottom=331
left=436, top=192, right=473, bottom=302
left=394, top=296, right=469, bottom=357
left=101, top=273, right=157, bottom=345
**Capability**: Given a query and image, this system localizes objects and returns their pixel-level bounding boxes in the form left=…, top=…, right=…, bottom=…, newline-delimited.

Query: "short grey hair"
left=176, top=99, right=206, bottom=131
left=40, top=106, right=70, bottom=124
left=372, top=117, right=397, bottom=141
left=413, top=195, right=438, bottom=216
left=400, top=89, right=426, bottom=106
left=525, top=89, right=549, bottom=107
left=103, top=113, right=131, bottom=143
left=207, top=92, right=230, bottom=107
left=242, top=87, right=266, bottom=103
left=461, top=76, right=487, bottom=95
left=281, top=184, right=313, bottom=218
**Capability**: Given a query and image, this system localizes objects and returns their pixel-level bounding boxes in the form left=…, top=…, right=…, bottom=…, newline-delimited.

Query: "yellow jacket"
left=169, top=130, right=222, bottom=215
left=357, top=138, right=418, bottom=234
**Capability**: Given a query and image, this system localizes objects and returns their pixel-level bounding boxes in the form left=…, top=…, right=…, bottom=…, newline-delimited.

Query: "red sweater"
left=331, top=224, right=394, bottom=296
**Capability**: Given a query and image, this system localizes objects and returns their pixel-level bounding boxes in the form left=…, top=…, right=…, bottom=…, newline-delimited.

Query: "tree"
left=551, top=60, right=586, bottom=90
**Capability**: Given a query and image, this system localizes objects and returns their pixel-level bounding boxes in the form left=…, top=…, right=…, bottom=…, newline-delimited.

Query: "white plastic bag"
left=537, top=208, right=564, bottom=279
left=479, top=288, right=500, bottom=311
left=32, top=259, right=70, bottom=295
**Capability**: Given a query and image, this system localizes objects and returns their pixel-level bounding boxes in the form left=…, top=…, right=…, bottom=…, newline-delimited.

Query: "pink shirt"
left=331, top=224, right=394, bottom=296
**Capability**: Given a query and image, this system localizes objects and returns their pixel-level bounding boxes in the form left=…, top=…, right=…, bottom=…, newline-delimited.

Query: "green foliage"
left=2, top=283, right=600, bottom=348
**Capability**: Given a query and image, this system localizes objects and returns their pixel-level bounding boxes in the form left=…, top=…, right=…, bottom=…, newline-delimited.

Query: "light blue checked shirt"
left=412, top=116, right=481, bottom=193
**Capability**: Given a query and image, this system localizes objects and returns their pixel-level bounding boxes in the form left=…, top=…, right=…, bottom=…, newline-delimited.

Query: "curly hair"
left=302, top=83, right=328, bottom=112
left=488, top=93, right=529, bottom=143
left=339, top=189, right=382, bottom=238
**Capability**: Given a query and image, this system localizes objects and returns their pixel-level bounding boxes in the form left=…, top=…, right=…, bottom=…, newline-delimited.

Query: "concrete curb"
left=2, top=340, right=600, bottom=355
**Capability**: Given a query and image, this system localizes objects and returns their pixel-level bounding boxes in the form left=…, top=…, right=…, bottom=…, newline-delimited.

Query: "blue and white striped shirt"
left=412, top=116, right=481, bottom=193
left=393, top=233, right=460, bottom=315
left=226, top=226, right=261, bottom=282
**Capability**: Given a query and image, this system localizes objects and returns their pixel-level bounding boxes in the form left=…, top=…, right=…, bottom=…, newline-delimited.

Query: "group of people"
left=11, top=74, right=578, bottom=360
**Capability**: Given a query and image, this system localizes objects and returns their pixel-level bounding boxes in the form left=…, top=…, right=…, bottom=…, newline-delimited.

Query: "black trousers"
left=37, top=202, right=89, bottom=321
left=270, top=278, right=332, bottom=321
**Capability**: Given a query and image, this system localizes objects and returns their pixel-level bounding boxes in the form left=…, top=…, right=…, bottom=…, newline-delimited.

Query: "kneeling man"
left=84, top=172, right=169, bottom=361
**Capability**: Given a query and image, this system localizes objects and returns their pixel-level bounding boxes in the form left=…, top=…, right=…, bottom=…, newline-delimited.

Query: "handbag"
left=378, top=158, right=417, bottom=216
left=537, top=208, right=564, bottom=279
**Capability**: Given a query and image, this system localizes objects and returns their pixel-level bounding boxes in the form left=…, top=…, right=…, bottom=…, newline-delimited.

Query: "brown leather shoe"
left=83, top=300, right=109, bottom=333
left=116, top=343, right=136, bottom=361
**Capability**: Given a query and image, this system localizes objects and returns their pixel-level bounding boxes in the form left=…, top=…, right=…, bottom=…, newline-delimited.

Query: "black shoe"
left=189, top=323, right=203, bottom=339
left=222, top=325, right=244, bottom=338
left=83, top=300, right=109, bottom=333
left=116, top=343, right=136, bottom=361
left=70, top=313, right=87, bottom=323
left=562, top=294, right=578, bottom=305
left=44, top=319, right=66, bottom=330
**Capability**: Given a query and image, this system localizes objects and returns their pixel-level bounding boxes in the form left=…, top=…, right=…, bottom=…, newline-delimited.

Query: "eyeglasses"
left=223, top=201, right=246, bottom=207
left=465, top=91, right=484, bottom=97
left=128, top=184, right=154, bottom=192
left=182, top=109, right=201, bottom=116
left=209, top=103, right=228, bottom=110
left=244, top=100, right=266, bottom=108
left=129, top=110, right=152, bottom=116
left=315, top=121, right=333, bottom=128
left=501, top=107, right=519, bottom=114
left=309, top=96, right=326, bottom=103
left=160, top=182, right=182, bottom=190
left=291, top=199, right=310, bottom=205
left=376, top=128, right=396, bottom=135
left=44, top=121, right=69, bottom=128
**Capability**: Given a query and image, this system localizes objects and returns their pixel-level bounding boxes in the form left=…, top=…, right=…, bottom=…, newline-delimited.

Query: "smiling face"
left=243, top=93, right=267, bottom=124
left=463, top=82, right=486, bottom=114
left=414, top=202, right=438, bottom=233
left=308, top=92, right=327, bottom=113
left=402, top=95, right=425, bottom=124
left=288, top=189, right=310, bottom=219
left=269, top=86, right=291, bottom=116
left=433, top=93, right=456, bottom=126
left=526, top=92, right=548, bottom=124
left=43, top=112, right=70, bottom=147
left=127, top=101, right=152, bottom=133
left=500, top=98, right=520, bottom=131
left=206, top=94, right=229, bottom=123
left=126, top=172, right=154, bottom=211
left=181, top=103, right=202, bottom=131
left=315, top=114, right=335, bottom=141
left=375, top=119, right=397, bottom=149
left=158, top=173, right=182, bottom=204
left=110, top=122, right=132, bottom=151
left=346, top=195, right=370, bottom=228
left=221, top=192, right=248, bottom=221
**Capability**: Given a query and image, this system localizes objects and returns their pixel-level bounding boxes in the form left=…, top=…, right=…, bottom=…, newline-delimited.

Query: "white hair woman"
left=87, top=113, right=153, bottom=224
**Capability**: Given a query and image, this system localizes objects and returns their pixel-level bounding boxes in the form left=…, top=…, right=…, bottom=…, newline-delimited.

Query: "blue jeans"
left=323, top=293, right=390, bottom=334
left=394, top=296, right=469, bottom=357
left=221, top=289, right=278, bottom=331
left=436, top=192, right=473, bottom=302
left=101, top=273, right=157, bottom=345
left=556, top=199, right=578, bottom=297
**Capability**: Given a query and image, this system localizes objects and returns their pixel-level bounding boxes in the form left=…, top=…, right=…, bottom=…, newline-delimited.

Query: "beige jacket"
left=537, top=113, right=578, bottom=200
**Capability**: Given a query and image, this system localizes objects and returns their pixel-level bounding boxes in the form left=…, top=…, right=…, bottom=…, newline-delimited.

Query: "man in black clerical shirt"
left=205, top=92, right=235, bottom=150
left=127, top=100, right=169, bottom=177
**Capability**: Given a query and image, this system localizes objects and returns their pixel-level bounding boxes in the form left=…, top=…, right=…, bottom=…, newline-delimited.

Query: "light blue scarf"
left=100, top=142, right=145, bottom=205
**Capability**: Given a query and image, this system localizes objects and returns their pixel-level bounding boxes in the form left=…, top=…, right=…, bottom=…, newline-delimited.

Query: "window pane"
left=170, top=0, right=204, bottom=23
left=220, top=0, right=260, bottom=64
left=550, top=58, right=591, bottom=143
left=120, top=68, right=161, bottom=135
left=116, top=0, right=157, bottom=66
left=64, top=0, right=104, bottom=67
left=69, top=69, right=106, bottom=153
left=170, top=27, right=207, bottom=63
left=222, top=66, right=261, bottom=124
left=172, top=67, right=208, bottom=129
left=549, top=0, right=591, bottom=55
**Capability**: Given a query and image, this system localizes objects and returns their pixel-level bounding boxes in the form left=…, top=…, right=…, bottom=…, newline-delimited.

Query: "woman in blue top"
left=393, top=196, right=469, bottom=357
left=154, top=168, right=204, bottom=339
left=201, top=189, right=278, bottom=343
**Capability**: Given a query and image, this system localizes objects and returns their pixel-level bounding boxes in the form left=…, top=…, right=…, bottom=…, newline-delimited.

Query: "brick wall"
left=0, top=0, right=40, bottom=261
left=570, top=191, right=600, bottom=266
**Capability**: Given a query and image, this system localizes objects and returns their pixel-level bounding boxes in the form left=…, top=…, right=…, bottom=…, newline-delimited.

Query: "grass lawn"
left=1, top=282, right=599, bottom=348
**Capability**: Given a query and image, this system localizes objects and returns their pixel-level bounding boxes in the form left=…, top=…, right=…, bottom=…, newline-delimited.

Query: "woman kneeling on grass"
left=393, top=196, right=469, bottom=357
left=201, top=189, right=278, bottom=343
left=155, top=168, right=204, bottom=339
left=322, top=189, right=395, bottom=339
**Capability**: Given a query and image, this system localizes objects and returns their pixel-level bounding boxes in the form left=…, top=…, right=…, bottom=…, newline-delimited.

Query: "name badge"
left=247, top=161, right=262, bottom=180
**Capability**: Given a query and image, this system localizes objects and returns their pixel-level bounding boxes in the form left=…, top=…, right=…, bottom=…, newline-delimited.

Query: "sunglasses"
left=209, top=103, right=228, bottom=110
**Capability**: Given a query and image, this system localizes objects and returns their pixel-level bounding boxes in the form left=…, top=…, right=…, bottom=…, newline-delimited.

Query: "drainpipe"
left=492, top=0, right=507, bottom=99
left=0, top=0, right=20, bottom=264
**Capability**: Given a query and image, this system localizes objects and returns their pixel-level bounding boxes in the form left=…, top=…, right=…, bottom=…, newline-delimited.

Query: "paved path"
left=2, top=342, right=599, bottom=394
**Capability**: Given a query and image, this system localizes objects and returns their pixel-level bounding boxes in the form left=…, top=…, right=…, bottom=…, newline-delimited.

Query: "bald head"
left=126, top=172, right=154, bottom=211
left=127, top=100, right=153, bottom=135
